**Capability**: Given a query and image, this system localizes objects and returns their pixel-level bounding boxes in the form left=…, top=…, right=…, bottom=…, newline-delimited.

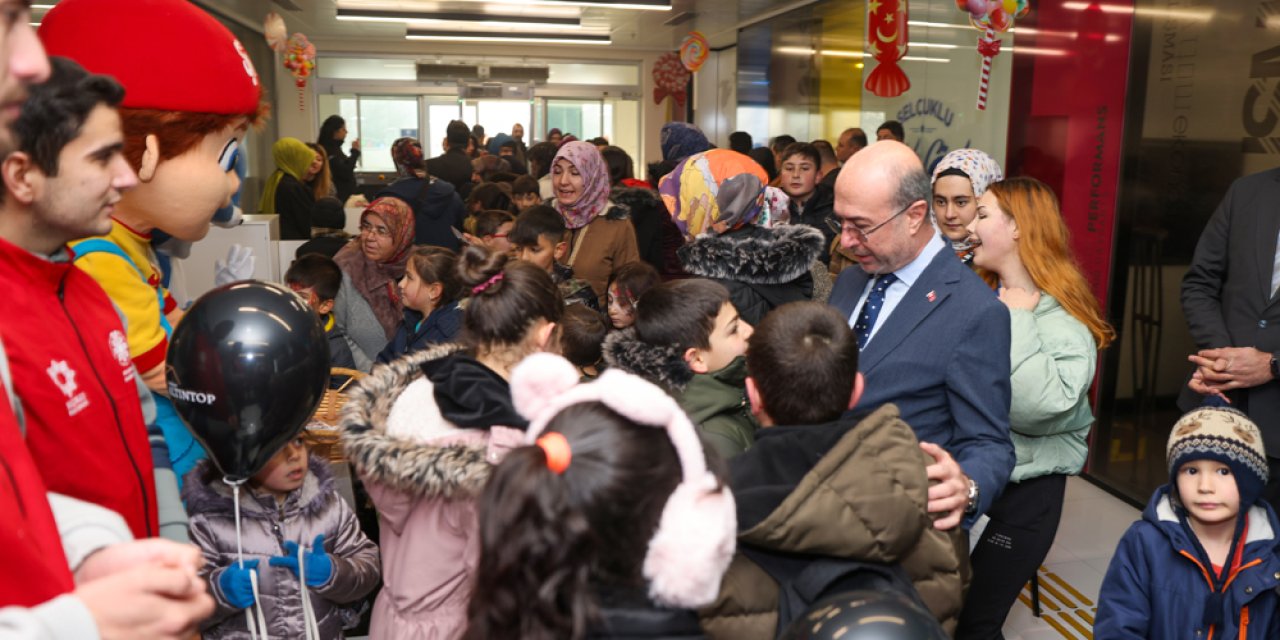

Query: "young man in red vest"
left=0, top=9, right=212, bottom=637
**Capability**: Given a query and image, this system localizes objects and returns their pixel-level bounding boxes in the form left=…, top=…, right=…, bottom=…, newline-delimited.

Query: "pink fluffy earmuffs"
left=511, top=352, right=737, bottom=609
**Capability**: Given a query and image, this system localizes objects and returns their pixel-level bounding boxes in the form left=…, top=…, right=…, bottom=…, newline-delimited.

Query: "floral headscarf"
left=550, top=141, right=612, bottom=230
left=333, top=197, right=416, bottom=338
left=930, top=148, right=1003, bottom=197
left=660, top=122, right=712, bottom=163
left=659, top=149, right=769, bottom=238
left=391, top=137, right=426, bottom=179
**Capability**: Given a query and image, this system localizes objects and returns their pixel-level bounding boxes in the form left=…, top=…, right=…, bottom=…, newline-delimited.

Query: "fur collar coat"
left=340, top=343, right=525, bottom=640
left=677, top=224, right=825, bottom=326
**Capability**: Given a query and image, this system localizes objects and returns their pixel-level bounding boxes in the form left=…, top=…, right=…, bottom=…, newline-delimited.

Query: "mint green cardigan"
left=1007, top=292, right=1098, bottom=483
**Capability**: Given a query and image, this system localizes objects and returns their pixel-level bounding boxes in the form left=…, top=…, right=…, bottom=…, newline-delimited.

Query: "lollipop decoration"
left=283, top=33, right=317, bottom=110
left=680, top=31, right=709, bottom=72
left=263, top=11, right=287, bottom=52
left=958, top=0, right=1031, bottom=110
left=865, top=0, right=910, bottom=98
left=653, top=51, right=691, bottom=107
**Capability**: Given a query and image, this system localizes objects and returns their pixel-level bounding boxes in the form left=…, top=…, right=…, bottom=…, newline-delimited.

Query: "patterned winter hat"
left=1167, top=407, right=1268, bottom=509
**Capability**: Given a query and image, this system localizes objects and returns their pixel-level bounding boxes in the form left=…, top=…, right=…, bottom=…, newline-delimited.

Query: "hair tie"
left=471, top=272, right=504, bottom=295
left=536, top=432, right=572, bottom=474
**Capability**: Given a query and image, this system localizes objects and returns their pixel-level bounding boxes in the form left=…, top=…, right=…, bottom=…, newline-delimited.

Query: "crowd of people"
left=2, top=1, right=1280, bottom=639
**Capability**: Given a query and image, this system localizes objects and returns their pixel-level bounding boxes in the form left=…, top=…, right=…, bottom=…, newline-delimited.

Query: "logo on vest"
left=47, top=360, right=89, bottom=416
left=169, top=384, right=216, bottom=406
left=109, top=330, right=130, bottom=367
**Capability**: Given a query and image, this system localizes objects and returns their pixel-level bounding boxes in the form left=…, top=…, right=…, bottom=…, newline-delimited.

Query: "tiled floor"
left=1001, top=476, right=1141, bottom=640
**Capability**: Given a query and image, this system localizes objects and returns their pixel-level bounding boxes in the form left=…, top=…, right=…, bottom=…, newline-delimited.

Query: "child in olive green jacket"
left=602, top=279, right=757, bottom=458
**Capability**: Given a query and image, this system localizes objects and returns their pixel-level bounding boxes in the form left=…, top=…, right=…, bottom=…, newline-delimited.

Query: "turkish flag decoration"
left=865, top=0, right=910, bottom=98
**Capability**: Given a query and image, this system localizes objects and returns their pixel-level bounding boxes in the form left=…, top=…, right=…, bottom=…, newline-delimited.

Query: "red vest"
left=0, top=391, right=75, bottom=606
left=0, top=236, right=157, bottom=538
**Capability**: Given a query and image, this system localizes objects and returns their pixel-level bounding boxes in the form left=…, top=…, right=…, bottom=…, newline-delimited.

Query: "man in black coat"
left=426, top=119, right=476, bottom=199
left=1180, top=167, right=1280, bottom=509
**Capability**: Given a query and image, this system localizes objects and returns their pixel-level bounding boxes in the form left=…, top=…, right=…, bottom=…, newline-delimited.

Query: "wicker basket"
left=305, top=367, right=365, bottom=462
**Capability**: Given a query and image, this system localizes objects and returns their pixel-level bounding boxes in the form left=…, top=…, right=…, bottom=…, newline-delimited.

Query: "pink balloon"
left=966, top=0, right=987, bottom=16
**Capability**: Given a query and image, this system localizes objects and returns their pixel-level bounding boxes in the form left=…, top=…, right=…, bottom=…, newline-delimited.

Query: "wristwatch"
left=964, top=478, right=980, bottom=515
left=1271, top=354, right=1279, bottom=380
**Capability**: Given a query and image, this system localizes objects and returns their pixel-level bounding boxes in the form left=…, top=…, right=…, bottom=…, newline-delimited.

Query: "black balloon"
left=166, top=281, right=330, bottom=482
left=781, top=590, right=948, bottom=640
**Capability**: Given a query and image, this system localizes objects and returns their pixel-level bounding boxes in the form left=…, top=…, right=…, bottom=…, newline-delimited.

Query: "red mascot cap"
left=39, top=0, right=262, bottom=115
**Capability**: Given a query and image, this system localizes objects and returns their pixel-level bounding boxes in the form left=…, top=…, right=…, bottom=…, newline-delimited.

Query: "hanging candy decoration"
left=263, top=11, right=287, bottom=53
left=959, top=0, right=1031, bottom=110
left=652, top=51, right=691, bottom=106
left=283, top=33, right=317, bottom=111
left=865, top=0, right=910, bottom=98
left=679, top=31, right=709, bottom=72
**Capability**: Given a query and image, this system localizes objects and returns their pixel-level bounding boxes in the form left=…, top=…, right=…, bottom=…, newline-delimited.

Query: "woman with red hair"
left=956, top=177, right=1115, bottom=637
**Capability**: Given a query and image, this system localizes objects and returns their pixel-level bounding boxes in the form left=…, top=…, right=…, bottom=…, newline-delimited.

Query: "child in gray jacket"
left=184, top=437, right=380, bottom=639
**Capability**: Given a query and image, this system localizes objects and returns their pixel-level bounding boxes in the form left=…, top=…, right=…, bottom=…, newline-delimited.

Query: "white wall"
left=693, top=48, right=738, bottom=148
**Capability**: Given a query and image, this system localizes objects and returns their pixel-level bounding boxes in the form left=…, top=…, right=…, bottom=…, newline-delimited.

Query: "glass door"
left=471, top=99, right=533, bottom=147
left=425, top=98, right=462, bottom=158
left=355, top=96, right=420, bottom=174
left=545, top=98, right=605, bottom=142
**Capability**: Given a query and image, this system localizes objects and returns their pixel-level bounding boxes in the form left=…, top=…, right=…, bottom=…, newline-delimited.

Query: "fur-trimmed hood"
left=182, top=455, right=336, bottom=521
left=678, top=224, right=824, bottom=285
left=602, top=327, right=692, bottom=394
left=610, top=185, right=663, bottom=212
left=340, top=343, right=514, bottom=500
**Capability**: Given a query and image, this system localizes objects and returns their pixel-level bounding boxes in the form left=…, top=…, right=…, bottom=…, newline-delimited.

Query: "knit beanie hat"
left=1167, top=406, right=1268, bottom=509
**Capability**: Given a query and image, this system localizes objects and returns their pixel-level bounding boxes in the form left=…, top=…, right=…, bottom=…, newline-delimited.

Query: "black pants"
left=955, top=473, right=1068, bottom=640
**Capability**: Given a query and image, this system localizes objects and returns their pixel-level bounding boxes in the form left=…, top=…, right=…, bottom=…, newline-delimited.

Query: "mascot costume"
left=40, top=0, right=266, bottom=540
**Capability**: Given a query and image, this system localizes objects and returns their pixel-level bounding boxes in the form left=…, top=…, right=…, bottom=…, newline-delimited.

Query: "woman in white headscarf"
left=931, top=148, right=1003, bottom=264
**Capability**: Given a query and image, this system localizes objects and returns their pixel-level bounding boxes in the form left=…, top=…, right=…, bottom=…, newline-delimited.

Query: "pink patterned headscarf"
left=550, top=141, right=611, bottom=229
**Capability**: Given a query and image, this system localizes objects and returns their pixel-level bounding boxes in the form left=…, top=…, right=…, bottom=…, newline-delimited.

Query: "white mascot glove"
left=214, top=244, right=255, bottom=286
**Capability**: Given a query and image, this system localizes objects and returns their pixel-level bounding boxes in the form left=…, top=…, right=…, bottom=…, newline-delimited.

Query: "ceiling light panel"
left=406, top=28, right=612, bottom=44
left=338, top=7, right=581, bottom=27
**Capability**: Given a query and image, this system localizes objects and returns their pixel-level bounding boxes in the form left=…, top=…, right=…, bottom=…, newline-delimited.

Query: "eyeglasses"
left=359, top=222, right=391, bottom=238
left=830, top=199, right=923, bottom=244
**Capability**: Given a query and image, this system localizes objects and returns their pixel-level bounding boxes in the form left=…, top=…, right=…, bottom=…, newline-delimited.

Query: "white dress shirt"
left=848, top=230, right=948, bottom=342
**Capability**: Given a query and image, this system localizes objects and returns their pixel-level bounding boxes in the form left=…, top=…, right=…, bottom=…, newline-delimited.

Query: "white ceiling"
left=184, top=0, right=799, bottom=53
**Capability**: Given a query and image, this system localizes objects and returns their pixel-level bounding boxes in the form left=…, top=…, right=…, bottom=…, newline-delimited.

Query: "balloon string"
left=227, top=478, right=270, bottom=640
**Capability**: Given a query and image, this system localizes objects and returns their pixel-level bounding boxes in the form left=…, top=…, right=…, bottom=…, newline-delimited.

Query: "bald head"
left=835, top=140, right=922, bottom=203
left=836, top=127, right=867, bottom=163
left=833, top=141, right=933, bottom=274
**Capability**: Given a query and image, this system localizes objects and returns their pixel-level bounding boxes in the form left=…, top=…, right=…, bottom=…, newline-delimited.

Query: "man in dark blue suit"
left=828, top=141, right=1013, bottom=530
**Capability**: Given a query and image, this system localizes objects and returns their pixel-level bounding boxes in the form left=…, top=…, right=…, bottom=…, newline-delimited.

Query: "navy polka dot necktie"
left=854, top=273, right=898, bottom=349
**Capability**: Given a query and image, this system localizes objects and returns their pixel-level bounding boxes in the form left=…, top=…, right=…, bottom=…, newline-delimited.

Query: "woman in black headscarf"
left=318, top=115, right=361, bottom=203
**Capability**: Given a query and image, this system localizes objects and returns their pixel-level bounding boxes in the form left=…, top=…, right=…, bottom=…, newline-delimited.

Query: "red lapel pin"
left=926, top=290, right=936, bottom=302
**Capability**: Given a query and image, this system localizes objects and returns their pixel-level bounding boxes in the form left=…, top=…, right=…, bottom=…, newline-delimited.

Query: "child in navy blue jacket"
left=377, top=246, right=463, bottom=364
left=1095, top=406, right=1280, bottom=639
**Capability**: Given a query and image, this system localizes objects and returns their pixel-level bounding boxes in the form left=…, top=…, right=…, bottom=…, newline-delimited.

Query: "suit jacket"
left=1180, top=168, right=1280, bottom=455
left=829, top=245, right=1014, bottom=520
left=426, top=148, right=475, bottom=198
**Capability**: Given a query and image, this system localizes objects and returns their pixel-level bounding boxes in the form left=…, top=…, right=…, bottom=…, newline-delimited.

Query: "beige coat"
left=565, top=205, right=641, bottom=306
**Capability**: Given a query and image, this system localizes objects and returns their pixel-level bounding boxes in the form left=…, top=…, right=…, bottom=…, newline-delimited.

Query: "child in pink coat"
left=341, top=246, right=563, bottom=639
